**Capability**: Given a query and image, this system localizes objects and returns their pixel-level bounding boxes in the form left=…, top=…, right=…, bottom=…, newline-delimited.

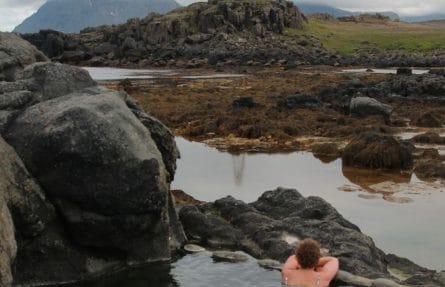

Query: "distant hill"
left=294, top=3, right=351, bottom=17
left=401, top=14, right=445, bottom=22
left=294, top=2, right=399, bottom=20
left=14, top=0, right=180, bottom=34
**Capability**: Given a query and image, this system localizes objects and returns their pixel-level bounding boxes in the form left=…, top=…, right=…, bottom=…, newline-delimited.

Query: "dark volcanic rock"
left=181, top=187, right=390, bottom=278
left=342, top=132, right=413, bottom=170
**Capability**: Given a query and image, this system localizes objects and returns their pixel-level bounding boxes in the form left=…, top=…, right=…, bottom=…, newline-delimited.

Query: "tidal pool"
left=172, top=137, right=445, bottom=271
left=341, top=68, right=431, bottom=74
left=83, top=67, right=243, bottom=81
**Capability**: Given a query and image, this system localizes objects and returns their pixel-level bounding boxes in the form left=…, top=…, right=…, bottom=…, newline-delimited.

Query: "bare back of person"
left=281, top=253, right=339, bottom=287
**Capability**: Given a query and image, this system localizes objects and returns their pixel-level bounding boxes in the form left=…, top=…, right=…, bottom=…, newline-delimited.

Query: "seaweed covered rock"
left=342, top=132, right=413, bottom=170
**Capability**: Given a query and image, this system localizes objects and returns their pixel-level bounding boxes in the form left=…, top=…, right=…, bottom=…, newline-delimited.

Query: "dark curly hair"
left=295, top=238, right=321, bottom=269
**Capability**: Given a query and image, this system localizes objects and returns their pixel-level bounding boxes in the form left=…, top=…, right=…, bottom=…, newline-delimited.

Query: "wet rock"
left=0, top=32, right=48, bottom=81
left=278, top=93, right=320, bottom=108
left=181, top=188, right=389, bottom=278
left=334, top=270, right=373, bottom=287
left=179, top=205, right=243, bottom=248
left=212, top=251, right=249, bottom=263
left=342, top=132, right=413, bottom=170
left=385, top=254, right=431, bottom=277
left=396, top=67, right=412, bottom=75
left=414, top=160, right=445, bottom=180
left=257, top=259, right=282, bottom=270
left=172, top=189, right=203, bottom=205
left=350, top=96, right=393, bottom=120
left=232, top=96, right=258, bottom=108
left=411, top=132, right=445, bottom=144
left=184, top=244, right=206, bottom=253
left=414, top=113, right=442, bottom=128
left=371, top=278, right=406, bottom=287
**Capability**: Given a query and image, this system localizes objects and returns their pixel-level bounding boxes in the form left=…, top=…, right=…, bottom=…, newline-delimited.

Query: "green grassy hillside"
left=286, top=18, right=445, bottom=54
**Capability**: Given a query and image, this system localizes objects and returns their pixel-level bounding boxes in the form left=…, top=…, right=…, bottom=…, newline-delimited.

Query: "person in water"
left=281, top=238, right=339, bottom=287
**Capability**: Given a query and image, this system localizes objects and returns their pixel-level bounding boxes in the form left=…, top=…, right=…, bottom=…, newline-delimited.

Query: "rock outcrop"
left=0, top=32, right=184, bottom=286
left=21, top=0, right=343, bottom=68
left=180, top=187, right=389, bottom=278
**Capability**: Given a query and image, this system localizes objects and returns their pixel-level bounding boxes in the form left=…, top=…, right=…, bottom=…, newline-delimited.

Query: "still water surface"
left=172, top=137, right=445, bottom=271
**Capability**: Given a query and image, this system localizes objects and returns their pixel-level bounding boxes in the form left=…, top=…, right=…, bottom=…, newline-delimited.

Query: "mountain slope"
left=401, top=14, right=445, bottom=22
left=294, top=3, right=352, bottom=17
left=294, top=2, right=399, bottom=20
left=14, top=0, right=180, bottom=34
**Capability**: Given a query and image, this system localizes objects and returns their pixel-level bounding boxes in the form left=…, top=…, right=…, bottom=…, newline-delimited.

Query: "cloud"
left=0, top=0, right=46, bottom=31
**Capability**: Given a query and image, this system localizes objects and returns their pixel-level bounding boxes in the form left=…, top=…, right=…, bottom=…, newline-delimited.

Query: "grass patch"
left=286, top=19, right=445, bottom=54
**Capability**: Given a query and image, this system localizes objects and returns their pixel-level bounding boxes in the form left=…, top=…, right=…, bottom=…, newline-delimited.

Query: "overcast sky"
left=1, top=0, right=444, bottom=32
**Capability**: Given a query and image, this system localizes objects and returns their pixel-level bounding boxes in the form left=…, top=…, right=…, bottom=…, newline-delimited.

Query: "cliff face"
left=14, top=0, right=180, bottom=34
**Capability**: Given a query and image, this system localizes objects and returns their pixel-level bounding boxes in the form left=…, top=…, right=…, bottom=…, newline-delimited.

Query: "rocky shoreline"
left=1, top=29, right=445, bottom=287
left=18, top=0, right=445, bottom=68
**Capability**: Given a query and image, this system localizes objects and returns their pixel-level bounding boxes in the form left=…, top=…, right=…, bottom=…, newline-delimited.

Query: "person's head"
left=295, top=238, right=321, bottom=269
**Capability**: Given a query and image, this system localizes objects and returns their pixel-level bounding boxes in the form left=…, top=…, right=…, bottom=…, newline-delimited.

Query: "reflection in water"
left=81, top=262, right=177, bottom=287
left=172, top=137, right=445, bottom=270
left=232, top=154, right=246, bottom=186
left=342, top=166, right=411, bottom=195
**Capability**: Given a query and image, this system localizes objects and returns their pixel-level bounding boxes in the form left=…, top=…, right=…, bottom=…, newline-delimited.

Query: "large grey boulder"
left=350, top=96, right=393, bottom=119
left=0, top=32, right=48, bottom=81
left=16, top=62, right=96, bottom=102
left=5, top=88, right=172, bottom=261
